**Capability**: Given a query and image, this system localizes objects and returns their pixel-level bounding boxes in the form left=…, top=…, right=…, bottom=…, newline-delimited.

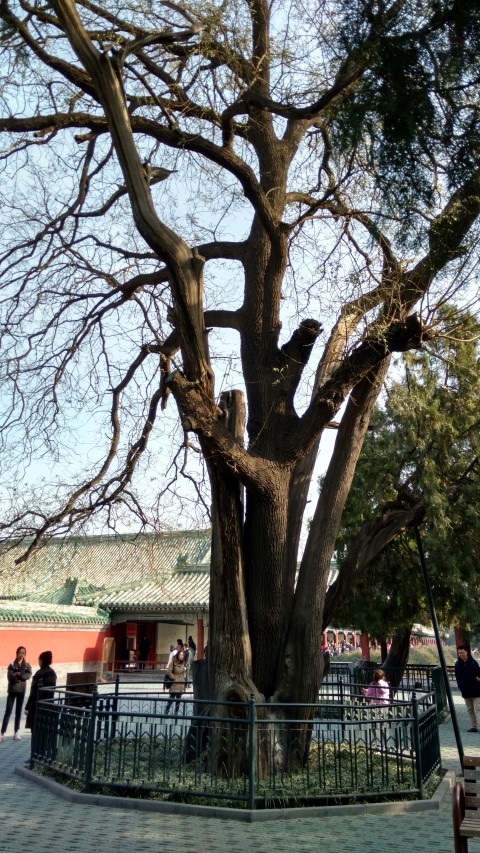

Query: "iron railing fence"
left=102, top=662, right=449, bottom=710
left=327, top=661, right=437, bottom=689
left=446, top=665, right=456, bottom=681
left=31, top=683, right=441, bottom=809
left=109, top=662, right=448, bottom=720
left=324, top=663, right=449, bottom=720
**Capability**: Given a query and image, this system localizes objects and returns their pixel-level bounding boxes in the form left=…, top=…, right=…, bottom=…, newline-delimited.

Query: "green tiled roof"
left=77, top=572, right=211, bottom=611
left=31, top=578, right=78, bottom=605
left=0, top=599, right=110, bottom=625
left=0, top=530, right=211, bottom=615
left=0, top=532, right=341, bottom=624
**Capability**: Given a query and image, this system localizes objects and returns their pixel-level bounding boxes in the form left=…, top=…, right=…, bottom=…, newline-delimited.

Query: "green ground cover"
left=35, top=731, right=441, bottom=810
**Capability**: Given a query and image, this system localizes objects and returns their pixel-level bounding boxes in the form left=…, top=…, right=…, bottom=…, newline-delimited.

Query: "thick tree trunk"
left=382, top=626, right=412, bottom=689
left=207, top=391, right=256, bottom=702
left=204, top=391, right=269, bottom=777
left=244, top=481, right=293, bottom=699
left=275, top=365, right=390, bottom=709
left=205, top=389, right=314, bottom=774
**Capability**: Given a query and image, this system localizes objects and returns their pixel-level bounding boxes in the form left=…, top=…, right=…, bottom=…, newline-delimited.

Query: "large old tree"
left=0, top=0, right=479, bottom=716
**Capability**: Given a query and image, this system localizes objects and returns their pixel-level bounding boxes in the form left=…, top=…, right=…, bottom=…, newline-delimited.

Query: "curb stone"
left=14, top=766, right=457, bottom=823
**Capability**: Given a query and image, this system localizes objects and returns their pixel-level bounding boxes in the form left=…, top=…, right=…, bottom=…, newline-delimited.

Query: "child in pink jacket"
left=362, top=669, right=390, bottom=705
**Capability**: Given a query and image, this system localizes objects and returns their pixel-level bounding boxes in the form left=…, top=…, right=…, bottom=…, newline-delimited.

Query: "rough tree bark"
left=382, top=628, right=413, bottom=689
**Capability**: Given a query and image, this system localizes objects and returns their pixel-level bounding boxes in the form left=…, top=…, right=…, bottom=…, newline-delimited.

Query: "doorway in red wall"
left=112, top=622, right=156, bottom=669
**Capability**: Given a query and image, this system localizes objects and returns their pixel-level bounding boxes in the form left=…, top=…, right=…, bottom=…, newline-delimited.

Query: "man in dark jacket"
left=454, top=645, right=480, bottom=732
left=24, top=650, right=57, bottom=732
left=0, top=645, right=32, bottom=741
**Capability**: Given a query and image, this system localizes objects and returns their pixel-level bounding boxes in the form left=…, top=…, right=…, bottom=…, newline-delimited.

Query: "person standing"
left=120, top=636, right=129, bottom=669
left=0, top=646, right=32, bottom=741
left=167, top=639, right=184, bottom=666
left=165, top=650, right=186, bottom=717
left=24, top=651, right=57, bottom=733
left=185, top=636, right=196, bottom=685
left=138, top=636, right=150, bottom=670
left=187, top=636, right=197, bottom=662
left=454, top=645, right=480, bottom=732
left=164, top=640, right=184, bottom=690
left=362, top=669, right=390, bottom=706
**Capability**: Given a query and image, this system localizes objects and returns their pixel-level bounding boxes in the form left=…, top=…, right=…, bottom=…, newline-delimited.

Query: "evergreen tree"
left=330, top=309, right=480, bottom=650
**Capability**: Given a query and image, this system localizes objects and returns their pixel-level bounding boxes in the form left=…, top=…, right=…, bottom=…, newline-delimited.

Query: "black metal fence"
left=327, top=661, right=438, bottom=690
left=30, top=678, right=441, bottom=809
left=324, top=662, right=448, bottom=721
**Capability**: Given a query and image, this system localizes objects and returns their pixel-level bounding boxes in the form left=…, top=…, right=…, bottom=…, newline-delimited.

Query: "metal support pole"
left=412, top=695, right=424, bottom=798
left=414, top=523, right=464, bottom=767
left=111, top=673, right=120, bottom=739
left=248, top=693, right=256, bottom=811
left=339, top=675, right=345, bottom=739
left=84, top=685, right=98, bottom=792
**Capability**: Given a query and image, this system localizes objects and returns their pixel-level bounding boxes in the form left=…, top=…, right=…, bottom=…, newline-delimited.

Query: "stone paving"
left=1, top=684, right=480, bottom=852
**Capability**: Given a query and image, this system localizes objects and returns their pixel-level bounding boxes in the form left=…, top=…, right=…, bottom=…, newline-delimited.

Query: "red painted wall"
left=0, top=627, right=110, bottom=666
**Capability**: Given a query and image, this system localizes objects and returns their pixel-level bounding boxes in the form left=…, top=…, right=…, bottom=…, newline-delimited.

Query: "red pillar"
left=455, top=626, right=467, bottom=648
left=360, top=633, right=370, bottom=660
left=322, top=630, right=327, bottom=647
left=197, top=618, right=204, bottom=660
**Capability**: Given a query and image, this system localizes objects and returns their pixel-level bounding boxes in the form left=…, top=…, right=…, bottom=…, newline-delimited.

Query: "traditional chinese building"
left=0, top=530, right=210, bottom=680
left=0, top=530, right=434, bottom=681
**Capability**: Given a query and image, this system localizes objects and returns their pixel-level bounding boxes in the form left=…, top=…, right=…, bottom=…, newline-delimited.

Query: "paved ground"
left=0, top=685, right=479, bottom=853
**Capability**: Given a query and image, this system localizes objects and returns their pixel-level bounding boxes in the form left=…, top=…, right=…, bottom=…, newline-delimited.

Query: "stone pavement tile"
left=2, top=684, right=480, bottom=852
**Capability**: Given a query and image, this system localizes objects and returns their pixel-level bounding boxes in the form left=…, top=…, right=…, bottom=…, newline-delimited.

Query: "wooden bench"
left=453, top=756, right=480, bottom=852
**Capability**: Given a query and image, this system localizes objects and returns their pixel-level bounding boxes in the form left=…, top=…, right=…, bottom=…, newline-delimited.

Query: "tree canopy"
left=0, top=0, right=479, bottom=715
left=330, top=308, right=480, bottom=642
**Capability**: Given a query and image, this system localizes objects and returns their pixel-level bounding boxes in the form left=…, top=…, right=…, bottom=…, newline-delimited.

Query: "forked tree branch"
left=322, top=504, right=425, bottom=628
